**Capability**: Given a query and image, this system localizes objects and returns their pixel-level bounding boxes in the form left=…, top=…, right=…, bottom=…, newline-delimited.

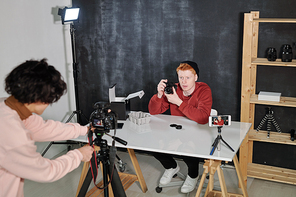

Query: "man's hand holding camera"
left=157, top=79, right=167, bottom=98
left=157, top=79, right=183, bottom=106
left=165, top=87, right=183, bottom=106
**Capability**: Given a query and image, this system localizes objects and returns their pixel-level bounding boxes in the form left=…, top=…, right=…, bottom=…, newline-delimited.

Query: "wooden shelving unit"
left=239, top=11, right=296, bottom=186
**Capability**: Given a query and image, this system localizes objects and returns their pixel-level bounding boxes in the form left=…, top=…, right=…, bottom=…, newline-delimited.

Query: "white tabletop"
left=72, top=114, right=251, bottom=162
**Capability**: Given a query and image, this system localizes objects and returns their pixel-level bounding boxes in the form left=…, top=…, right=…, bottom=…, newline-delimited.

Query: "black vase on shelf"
left=267, top=47, right=277, bottom=61
left=281, top=44, right=293, bottom=62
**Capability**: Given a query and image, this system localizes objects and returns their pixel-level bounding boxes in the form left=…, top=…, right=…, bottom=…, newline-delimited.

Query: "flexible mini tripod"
left=256, top=107, right=281, bottom=138
left=77, top=130, right=127, bottom=197
left=210, top=126, right=234, bottom=155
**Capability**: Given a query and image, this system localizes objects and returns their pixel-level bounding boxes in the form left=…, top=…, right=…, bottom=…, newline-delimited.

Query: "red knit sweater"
left=148, top=82, right=212, bottom=124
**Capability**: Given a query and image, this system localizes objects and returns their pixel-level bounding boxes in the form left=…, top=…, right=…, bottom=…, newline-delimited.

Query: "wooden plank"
left=75, top=162, right=90, bottom=197
left=250, top=11, right=259, bottom=60
left=233, top=156, right=248, bottom=197
left=240, top=12, right=254, bottom=123
left=248, top=140, right=253, bottom=163
left=195, top=170, right=208, bottom=197
left=250, top=94, right=296, bottom=108
left=248, top=163, right=296, bottom=177
left=252, top=58, right=296, bottom=67
left=248, top=163, right=296, bottom=185
left=248, top=129, right=296, bottom=145
left=127, top=148, right=148, bottom=193
left=253, top=18, right=296, bottom=23
left=240, top=12, right=256, bottom=187
left=217, top=165, right=228, bottom=197
left=208, top=191, right=244, bottom=197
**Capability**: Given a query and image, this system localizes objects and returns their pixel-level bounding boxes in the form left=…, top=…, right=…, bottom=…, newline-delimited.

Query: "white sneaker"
left=181, top=175, right=198, bottom=193
left=159, top=165, right=180, bottom=185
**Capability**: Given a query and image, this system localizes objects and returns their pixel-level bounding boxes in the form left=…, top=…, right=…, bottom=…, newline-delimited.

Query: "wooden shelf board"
left=248, top=129, right=296, bottom=145
left=248, top=163, right=296, bottom=185
left=253, top=18, right=296, bottom=23
left=208, top=190, right=243, bottom=197
left=250, top=94, right=296, bottom=108
left=251, top=58, right=296, bottom=67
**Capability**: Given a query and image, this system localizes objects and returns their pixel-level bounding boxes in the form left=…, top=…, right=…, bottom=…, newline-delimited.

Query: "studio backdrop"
left=71, top=0, right=296, bottom=169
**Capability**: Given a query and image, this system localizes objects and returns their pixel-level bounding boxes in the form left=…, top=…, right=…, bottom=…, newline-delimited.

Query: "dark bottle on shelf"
left=267, top=47, right=277, bottom=61
left=281, top=44, right=293, bottom=62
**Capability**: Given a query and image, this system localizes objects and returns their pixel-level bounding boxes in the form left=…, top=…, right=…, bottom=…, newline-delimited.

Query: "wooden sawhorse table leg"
left=195, top=155, right=248, bottom=197
left=75, top=146, right=147, bottom=196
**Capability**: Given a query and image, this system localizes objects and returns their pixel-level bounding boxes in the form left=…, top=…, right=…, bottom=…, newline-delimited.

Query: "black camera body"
left=90, top=101, right=117, bottom=132
left=164, top=81, right=177, bottom=94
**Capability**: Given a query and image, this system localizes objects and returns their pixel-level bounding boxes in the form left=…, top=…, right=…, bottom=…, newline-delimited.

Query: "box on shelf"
left=258, top=91, right=281, bottom=102
left=109, top=84, right=144, bottom=120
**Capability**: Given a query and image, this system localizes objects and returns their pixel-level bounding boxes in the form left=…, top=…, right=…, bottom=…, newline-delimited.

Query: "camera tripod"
left=256, top=107, right=281, bottom=138
left=77, top=130, right=127, bottom=197
left=210, top=126, right=234, bottom=155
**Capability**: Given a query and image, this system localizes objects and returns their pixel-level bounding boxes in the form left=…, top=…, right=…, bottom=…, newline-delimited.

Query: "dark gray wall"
left=72, top=0, right=296, bottom=169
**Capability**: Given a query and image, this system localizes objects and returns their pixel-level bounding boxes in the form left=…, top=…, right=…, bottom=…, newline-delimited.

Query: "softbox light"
left=58, top=7, right=80, bottom=24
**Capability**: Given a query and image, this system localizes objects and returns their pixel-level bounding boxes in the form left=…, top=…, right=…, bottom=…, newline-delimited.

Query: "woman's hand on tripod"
left=78, top=145, right=94, bottom=162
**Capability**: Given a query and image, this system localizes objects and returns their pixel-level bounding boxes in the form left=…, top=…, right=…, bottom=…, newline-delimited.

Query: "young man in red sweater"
left=148, top=61, right=212, bottom=193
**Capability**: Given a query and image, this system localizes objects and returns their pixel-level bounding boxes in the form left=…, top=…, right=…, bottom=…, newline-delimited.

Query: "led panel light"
left=64, top=8, right=80, bottom=21
left=58, top=7, right=80, bottom=24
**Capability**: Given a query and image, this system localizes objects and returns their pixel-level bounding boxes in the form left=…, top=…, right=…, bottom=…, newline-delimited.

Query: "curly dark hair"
left=5, top=59, right=67, bottom=104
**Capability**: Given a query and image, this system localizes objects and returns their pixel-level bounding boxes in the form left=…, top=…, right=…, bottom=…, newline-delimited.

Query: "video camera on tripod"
left=90, top=101, right=117, bottom=132
left=208, top=115, right=234, bottom=155
left=77, top=101, right=127, bottom=197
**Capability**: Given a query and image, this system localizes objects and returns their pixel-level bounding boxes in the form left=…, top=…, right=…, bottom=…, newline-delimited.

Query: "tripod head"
left=265, top=107, right=274, bottom=115
left=217, top=126, right=222, bottom=134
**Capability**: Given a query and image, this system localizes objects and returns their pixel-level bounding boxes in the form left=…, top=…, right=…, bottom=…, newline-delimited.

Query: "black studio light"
left=42, top=6, right=83, bottom=156
left=58, top=7, right=80, bottom=24
left=57, top=6, right=82, bottom=123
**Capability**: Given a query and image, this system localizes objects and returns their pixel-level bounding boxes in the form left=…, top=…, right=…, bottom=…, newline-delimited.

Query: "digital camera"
left=90, top=101, right=117, bottom=132
left=164, top=81, right=177, bottom=94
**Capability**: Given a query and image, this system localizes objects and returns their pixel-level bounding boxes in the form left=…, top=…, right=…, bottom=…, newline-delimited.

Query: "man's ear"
left=195, top=74, right=198, bottom=81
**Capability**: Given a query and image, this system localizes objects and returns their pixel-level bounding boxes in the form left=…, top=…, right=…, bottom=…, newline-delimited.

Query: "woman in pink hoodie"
left=0, top=59, right=94, bottom=197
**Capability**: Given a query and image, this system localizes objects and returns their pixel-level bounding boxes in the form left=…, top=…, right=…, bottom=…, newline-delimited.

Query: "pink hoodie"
left=0, top=98, right=88, bottom=197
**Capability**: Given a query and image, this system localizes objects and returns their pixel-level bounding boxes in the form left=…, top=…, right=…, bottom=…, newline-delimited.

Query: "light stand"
left=69, top=22, right=86, bottom=124
left=41, top=7, right=85, bottom=156
left=58, top=6, right=84, bottom=123
left=210, top=126, right=234, bottom=155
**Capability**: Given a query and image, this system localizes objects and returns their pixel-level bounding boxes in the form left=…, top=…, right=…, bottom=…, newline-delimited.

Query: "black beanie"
left=181, top=61, right=199, bottom=78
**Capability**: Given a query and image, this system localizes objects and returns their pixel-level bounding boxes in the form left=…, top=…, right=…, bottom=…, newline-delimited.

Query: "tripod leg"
left=221, top=138, right=234, bottom=152
left=267, top=116, right=272, bottom=138
left=102, top=161, right=109, bottom=197
left=210, top=137, right=219, bottom=155
left=256, top=115, right=268, bottom=131
left=41, top=141, right=54, bottom=156
left=212, top=136, right=219, bottom=147
left=76, top=162, right=90, bottom=197
left=271, top=116, right=282, bottom=133
left=210, top=145, right=216, bottom=155
left=109, top=146, right=127, bottom=197
left=77, top=168, right=93, bottom=197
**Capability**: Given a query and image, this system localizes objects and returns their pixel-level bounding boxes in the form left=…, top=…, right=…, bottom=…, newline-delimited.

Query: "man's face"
left=177, top=70, right=198, bottom=92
